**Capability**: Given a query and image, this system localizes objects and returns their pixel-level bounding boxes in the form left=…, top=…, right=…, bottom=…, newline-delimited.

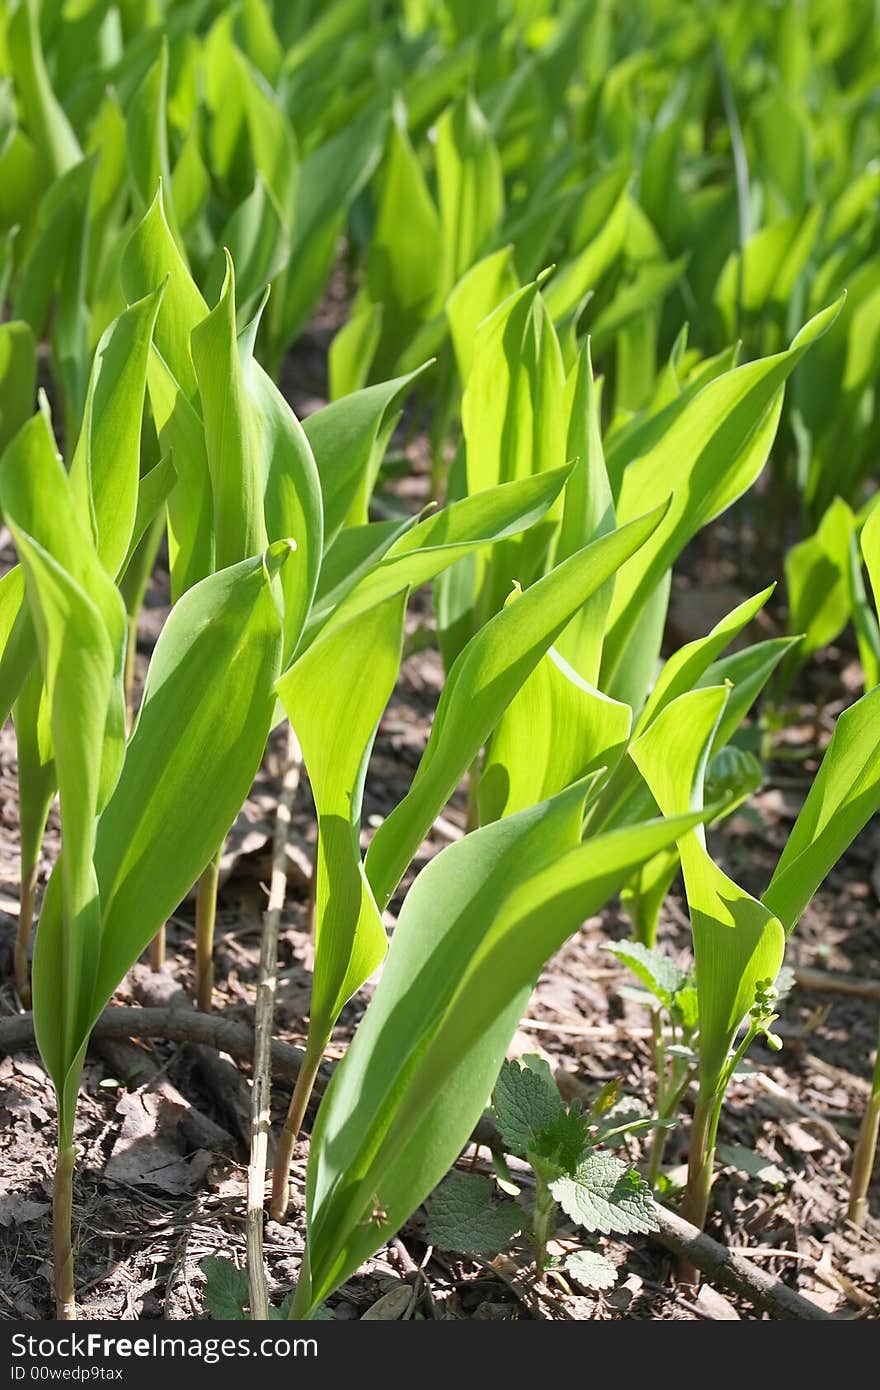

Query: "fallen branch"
left=0, top=1008, right=832, bottom=1319
left=0, top=1006, right=333, bottom=1094
left=795, top=966, right=880, bottom=1003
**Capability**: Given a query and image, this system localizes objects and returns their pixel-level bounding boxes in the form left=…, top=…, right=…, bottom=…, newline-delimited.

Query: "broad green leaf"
left=462, top=278, right=566, bottom=617
left=478, top=625, right=631, bottom=824
left=316, top=467, right=571, bottom=639
left=299, top=789, right=706, bottom=1314
left=126, top=40, right=181, bottom=247
left=425, top=1173, right=522, bottom=1256
left=277, top=591, right=407, bottom=1053
left=7, top=0, right=82, bottom=179
left=88, top=545, right=291, bottom=1014
left=555, top=339, right=615, bottom=682
left=363, top=103, right=442, bottom=374
left=630, top=687, right=785, bottom=1082
left=366, top=502, right=668, bottom=908
left=328, top=302, right=383, bottom=402
left=601, top=299, right=844, bottom=692
left=204, top=176, right=290, bottom=314
left=436, top=91, right=503, bottom=294
left=0, top=564, right=31, bottom=726
left=0, top=411, right=126, bottom=807
left=70, top=286, right=164, bottom=579
left=763, top=684, right=880, bottom=934
left=244, top=353, right=322, bottom=663
left=785, top=497, right=854, bottom=660
left=121, top=185, right=207, bottom=401
left=192, top=253, right=267, bottom=570
left=543, top=182, right=629, bottom=321
left=0, top=320, right=36, bottom=453
left=2, top=440, right=124, bottom=1125
left=12, top=663, right=54, bottom=900
left=272, top=106, right=385, bottom=350
left=302, top=363, right=432, bottom=541
left=446, top=245, right=519, bottom=385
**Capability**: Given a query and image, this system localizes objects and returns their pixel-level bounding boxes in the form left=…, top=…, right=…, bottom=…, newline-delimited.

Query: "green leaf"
left=7, top=0, right=82, bottom=179
left=1, top=415, right=126, bottom=1132
left=446, top=246, right=519, bottom=386
left=69, top=286, right=164, bottom=580
left=600, top=300, right=845, bottom=695
left=191, top=252, right=267, bottom=571
left=13, top=663, right=55, bottom=890
left=200, top=1257, right=249, bottom=1321
left=425, top=1172, right=523, bottom=1255
left=630, top=687, right=785, bottom=1082
left=121, top=187, right=211, bottom=595
left=785, top=498, right=854, bottom=661
left=315, top=468, right=571, bottom=641
left=492, top=1058, right=566, bottom=1160
left=763, top=684, right=880, bottom=935
left=126, top=40, right=181, bottom=247
left=366, top=503, right=668, bottom=910
left=277, top=591, right=407, bottom=1051
left=436, top=91, right=503, bottom=294
left=606, top=940, right=687, bottom=1010
left=244, top=351, right=322, bottom=663
left=364, top=102, right=442, bottom=374
left=554, top=339, right=615, bottom=683
left=86, top=547, right=290, bottom=1020
left=543, top=181, right=629, bottom=322
left=0, top=321, right=36, bottom=454
left=478, top=632, right=631, bottom=824
left=297, top=789, right=707, bottom=1314
left=302, top=363, right=432, bottom=541
left=328, top=302, right=383, bottom=402
left=550, top=1152, right=657, bottom=1236
left=272, top=106, right=384, bottom=350
left=565, top=1248, right=618, bottom=1291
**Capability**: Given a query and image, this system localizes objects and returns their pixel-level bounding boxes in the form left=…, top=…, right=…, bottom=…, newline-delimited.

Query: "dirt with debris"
left=0, top=328, right=878, bottom=1323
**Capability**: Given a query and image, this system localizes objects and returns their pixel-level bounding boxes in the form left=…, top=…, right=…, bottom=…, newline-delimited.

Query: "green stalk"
left=269, top=1043, right=324, bottom=1222
left=53, top=1138, right=77, bottom=1320
left=195, top=850, right=221, bottom=1012
left=680, top=1023, right=759, bottom=1278
left=532, top=1170, right=557, bottom=1278
left=14, top=857, right=37, bottom=1007
left=847, top=1015, right=880, bottom=1227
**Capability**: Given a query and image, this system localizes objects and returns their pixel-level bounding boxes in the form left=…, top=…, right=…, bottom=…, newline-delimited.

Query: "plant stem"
left=195, top=851, right=221, bottom=1012
left=532, top=1172, right=557, bottom=1278
left=148, top=924, right=166, bottom=972
left=679, top=1086, right=716, bottom=1281
left=14, top=858, right=37, bottom=1007
left=248, top=728, right=301, bottom=1318
left=53, top=1141, right=77, bottom=1320
left=269, top=1044, right=324, bottom=1222
left=847, top=1014, right=880, bottom=1227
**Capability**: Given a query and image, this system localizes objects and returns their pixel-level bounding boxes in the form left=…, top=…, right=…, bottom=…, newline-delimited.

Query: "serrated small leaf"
left=564, top=1248, right=618, bottom=1291
left=200, top=1257, right=248, bottom=1320
left=492, top=1058, right=565, bottom=1159
left=607, top=939, right=687, bottom=1007
left=551, top=1152, right=658, bottom=1236
left=426, top=1172, right=523, bottom=1255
